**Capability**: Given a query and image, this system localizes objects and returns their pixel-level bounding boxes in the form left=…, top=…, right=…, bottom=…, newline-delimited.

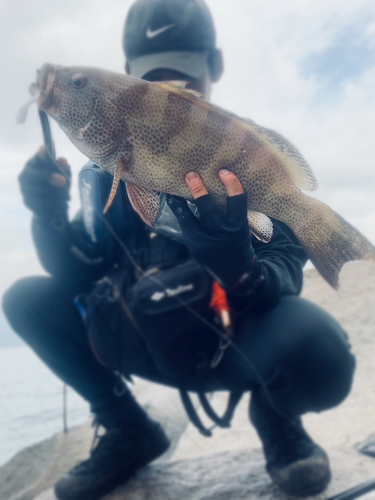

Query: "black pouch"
left=127, top=260, right=218, bottom=378
left=85, top=260, right=218, bottom=379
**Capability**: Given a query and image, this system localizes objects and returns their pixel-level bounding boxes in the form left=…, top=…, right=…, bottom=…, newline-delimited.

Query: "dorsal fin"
left=152, top=81, right=204, bottom=99
left=164, top=80, right=189, bottom=88
left=242, top=122, right=318, bottom=192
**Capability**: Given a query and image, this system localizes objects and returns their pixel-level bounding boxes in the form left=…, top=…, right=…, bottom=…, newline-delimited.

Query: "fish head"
left=38, top=63, right=99, bottom=132
left=37, top=63, right=139, bottom=159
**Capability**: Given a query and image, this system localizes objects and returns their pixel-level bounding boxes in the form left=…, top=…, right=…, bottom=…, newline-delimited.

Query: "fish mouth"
left=37, top=63, right=59, bottom=117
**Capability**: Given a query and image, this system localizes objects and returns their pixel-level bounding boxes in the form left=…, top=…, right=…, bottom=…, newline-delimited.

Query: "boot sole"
left=269, top=449, right=332, bottom=497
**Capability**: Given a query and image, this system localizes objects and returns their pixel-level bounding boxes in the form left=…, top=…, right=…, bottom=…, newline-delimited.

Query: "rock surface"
left=0, top=381, right=190, bottom=500
left=1, top=261, right=375, bottom=500
left=37, top=447, right=375, bottom=500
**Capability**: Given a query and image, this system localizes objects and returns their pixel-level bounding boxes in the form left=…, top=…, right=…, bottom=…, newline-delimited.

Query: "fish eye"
left=71, top=74, right=87, bottom=89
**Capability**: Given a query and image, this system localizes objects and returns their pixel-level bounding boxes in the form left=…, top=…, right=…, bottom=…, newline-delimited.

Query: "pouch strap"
left=179, top=390, right=244, bottom=437
left=180, top=390, right=213, bottom=437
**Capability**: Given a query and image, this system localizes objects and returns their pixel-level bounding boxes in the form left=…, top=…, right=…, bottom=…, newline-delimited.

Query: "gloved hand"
left=167, top=169, right=257, bottom=290
left=18, top=145, right=71, bottom=218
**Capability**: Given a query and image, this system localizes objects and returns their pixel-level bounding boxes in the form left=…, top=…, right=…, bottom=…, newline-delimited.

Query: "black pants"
left=3, top=276, right=355, bottom=423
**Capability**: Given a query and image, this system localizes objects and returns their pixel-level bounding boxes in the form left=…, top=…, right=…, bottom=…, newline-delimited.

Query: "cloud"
left=300, top=16, right=375, bottom=97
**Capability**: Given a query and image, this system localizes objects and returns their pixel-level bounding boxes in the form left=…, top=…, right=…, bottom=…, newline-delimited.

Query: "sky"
left=0, top=0, right=374, bottom=347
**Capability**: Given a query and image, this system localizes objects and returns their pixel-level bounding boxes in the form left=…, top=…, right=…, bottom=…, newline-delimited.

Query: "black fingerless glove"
left=166, top=193, right=261, bottom=291
left=18, top=152, right=70, bottom=218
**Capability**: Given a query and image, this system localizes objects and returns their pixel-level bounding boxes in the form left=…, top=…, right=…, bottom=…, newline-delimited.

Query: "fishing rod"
left=38, top=109, right=55, bottom=161
left=36, top=67, right=55, bottom=161
left=328, top=479, right=375, bottom=500
left=35, top=67, right=71, bottom=433
left=37, top=106, right=70, bottom=433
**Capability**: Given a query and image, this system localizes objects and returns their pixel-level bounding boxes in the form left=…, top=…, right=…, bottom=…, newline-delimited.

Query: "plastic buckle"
left=210, top=335, right=232, bottom=369
left=95, top=277, right=120, bottom=302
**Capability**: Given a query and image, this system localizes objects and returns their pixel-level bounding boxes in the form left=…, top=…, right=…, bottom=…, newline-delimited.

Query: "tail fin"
left=291, top=198, right=375, bottom=289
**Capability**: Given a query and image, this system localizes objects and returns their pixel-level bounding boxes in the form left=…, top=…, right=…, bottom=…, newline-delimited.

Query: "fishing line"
left=44, top=147, right=294, bottom=423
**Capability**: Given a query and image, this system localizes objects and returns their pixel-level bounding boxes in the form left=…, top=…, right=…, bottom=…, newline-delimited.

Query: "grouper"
left=24, top=63, right=375, bottom=288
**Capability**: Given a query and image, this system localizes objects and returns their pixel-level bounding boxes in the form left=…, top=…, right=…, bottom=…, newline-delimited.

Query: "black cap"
left=123, top=0, right=216, bottom=79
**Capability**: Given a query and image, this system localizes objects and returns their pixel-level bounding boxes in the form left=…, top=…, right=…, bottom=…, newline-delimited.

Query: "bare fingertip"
left=186, top=172, right=198, bottom=182
left=56, top=156, right=67, bottom=163
left=219, top=169, right=231, bottom=176
left=37, top=145, right=46, bottom=160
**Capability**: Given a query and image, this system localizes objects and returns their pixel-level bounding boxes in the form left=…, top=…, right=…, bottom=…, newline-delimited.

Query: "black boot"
left=54, top=416, right=170, bottom=500
left=55, top=379, right=170, bottom=500
left=249, top=389, right=331, bottom=497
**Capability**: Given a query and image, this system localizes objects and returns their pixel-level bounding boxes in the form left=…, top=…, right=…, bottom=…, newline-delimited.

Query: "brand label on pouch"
left=151, top=283, right=194, bottom=302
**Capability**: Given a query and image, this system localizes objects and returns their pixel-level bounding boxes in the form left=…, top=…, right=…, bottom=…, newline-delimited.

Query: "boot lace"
left=71, top=419, right=136, bottom=475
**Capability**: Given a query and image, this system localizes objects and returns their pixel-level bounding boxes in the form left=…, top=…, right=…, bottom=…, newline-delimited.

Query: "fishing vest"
left=78, top=162, right=135, bottom=255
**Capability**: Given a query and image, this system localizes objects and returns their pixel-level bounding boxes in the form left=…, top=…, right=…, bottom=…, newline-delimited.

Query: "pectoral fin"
left=103, top=162, right=123, bottom=214
left=103, top=141, right=133, bottom=214
left=126, top=184, right=160, bottom=227
left=247, top=211, right=273, bottom=243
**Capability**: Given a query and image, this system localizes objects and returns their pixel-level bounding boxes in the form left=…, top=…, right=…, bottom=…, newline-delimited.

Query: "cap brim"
left=128, top=51, right=209, bottom=80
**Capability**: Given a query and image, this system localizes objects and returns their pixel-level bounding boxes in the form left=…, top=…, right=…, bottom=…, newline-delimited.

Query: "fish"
left=28, top=63, right=375, bottom=288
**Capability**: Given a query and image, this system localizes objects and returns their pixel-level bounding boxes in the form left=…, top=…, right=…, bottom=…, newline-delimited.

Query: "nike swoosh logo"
left=146, top=24, right=176, bottom=39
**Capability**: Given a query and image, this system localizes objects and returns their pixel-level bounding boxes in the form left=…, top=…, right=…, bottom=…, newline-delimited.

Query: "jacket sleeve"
left=31, top=211, right=113, bottom=290
left=227, top=219, right=308, bottom=314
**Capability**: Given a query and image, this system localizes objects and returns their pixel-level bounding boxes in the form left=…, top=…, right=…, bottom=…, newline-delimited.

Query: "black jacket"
left=31, top=181, right=308, bottom=312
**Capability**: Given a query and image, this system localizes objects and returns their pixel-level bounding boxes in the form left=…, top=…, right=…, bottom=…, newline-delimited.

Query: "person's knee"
left=2, top=276, right=54, bottom=333
left=3, top=278, right=32, bottom=328
left=295, top=324, right=356, bottom=411
left=314, top=350, right=355, bottom=413
left=322, top=331, right=356, bottom=408
left=327, top=349, right=356, bottom=407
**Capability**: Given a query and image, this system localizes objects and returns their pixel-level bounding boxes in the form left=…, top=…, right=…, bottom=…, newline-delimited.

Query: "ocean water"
left=0, top=345, right=89, bottom=467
